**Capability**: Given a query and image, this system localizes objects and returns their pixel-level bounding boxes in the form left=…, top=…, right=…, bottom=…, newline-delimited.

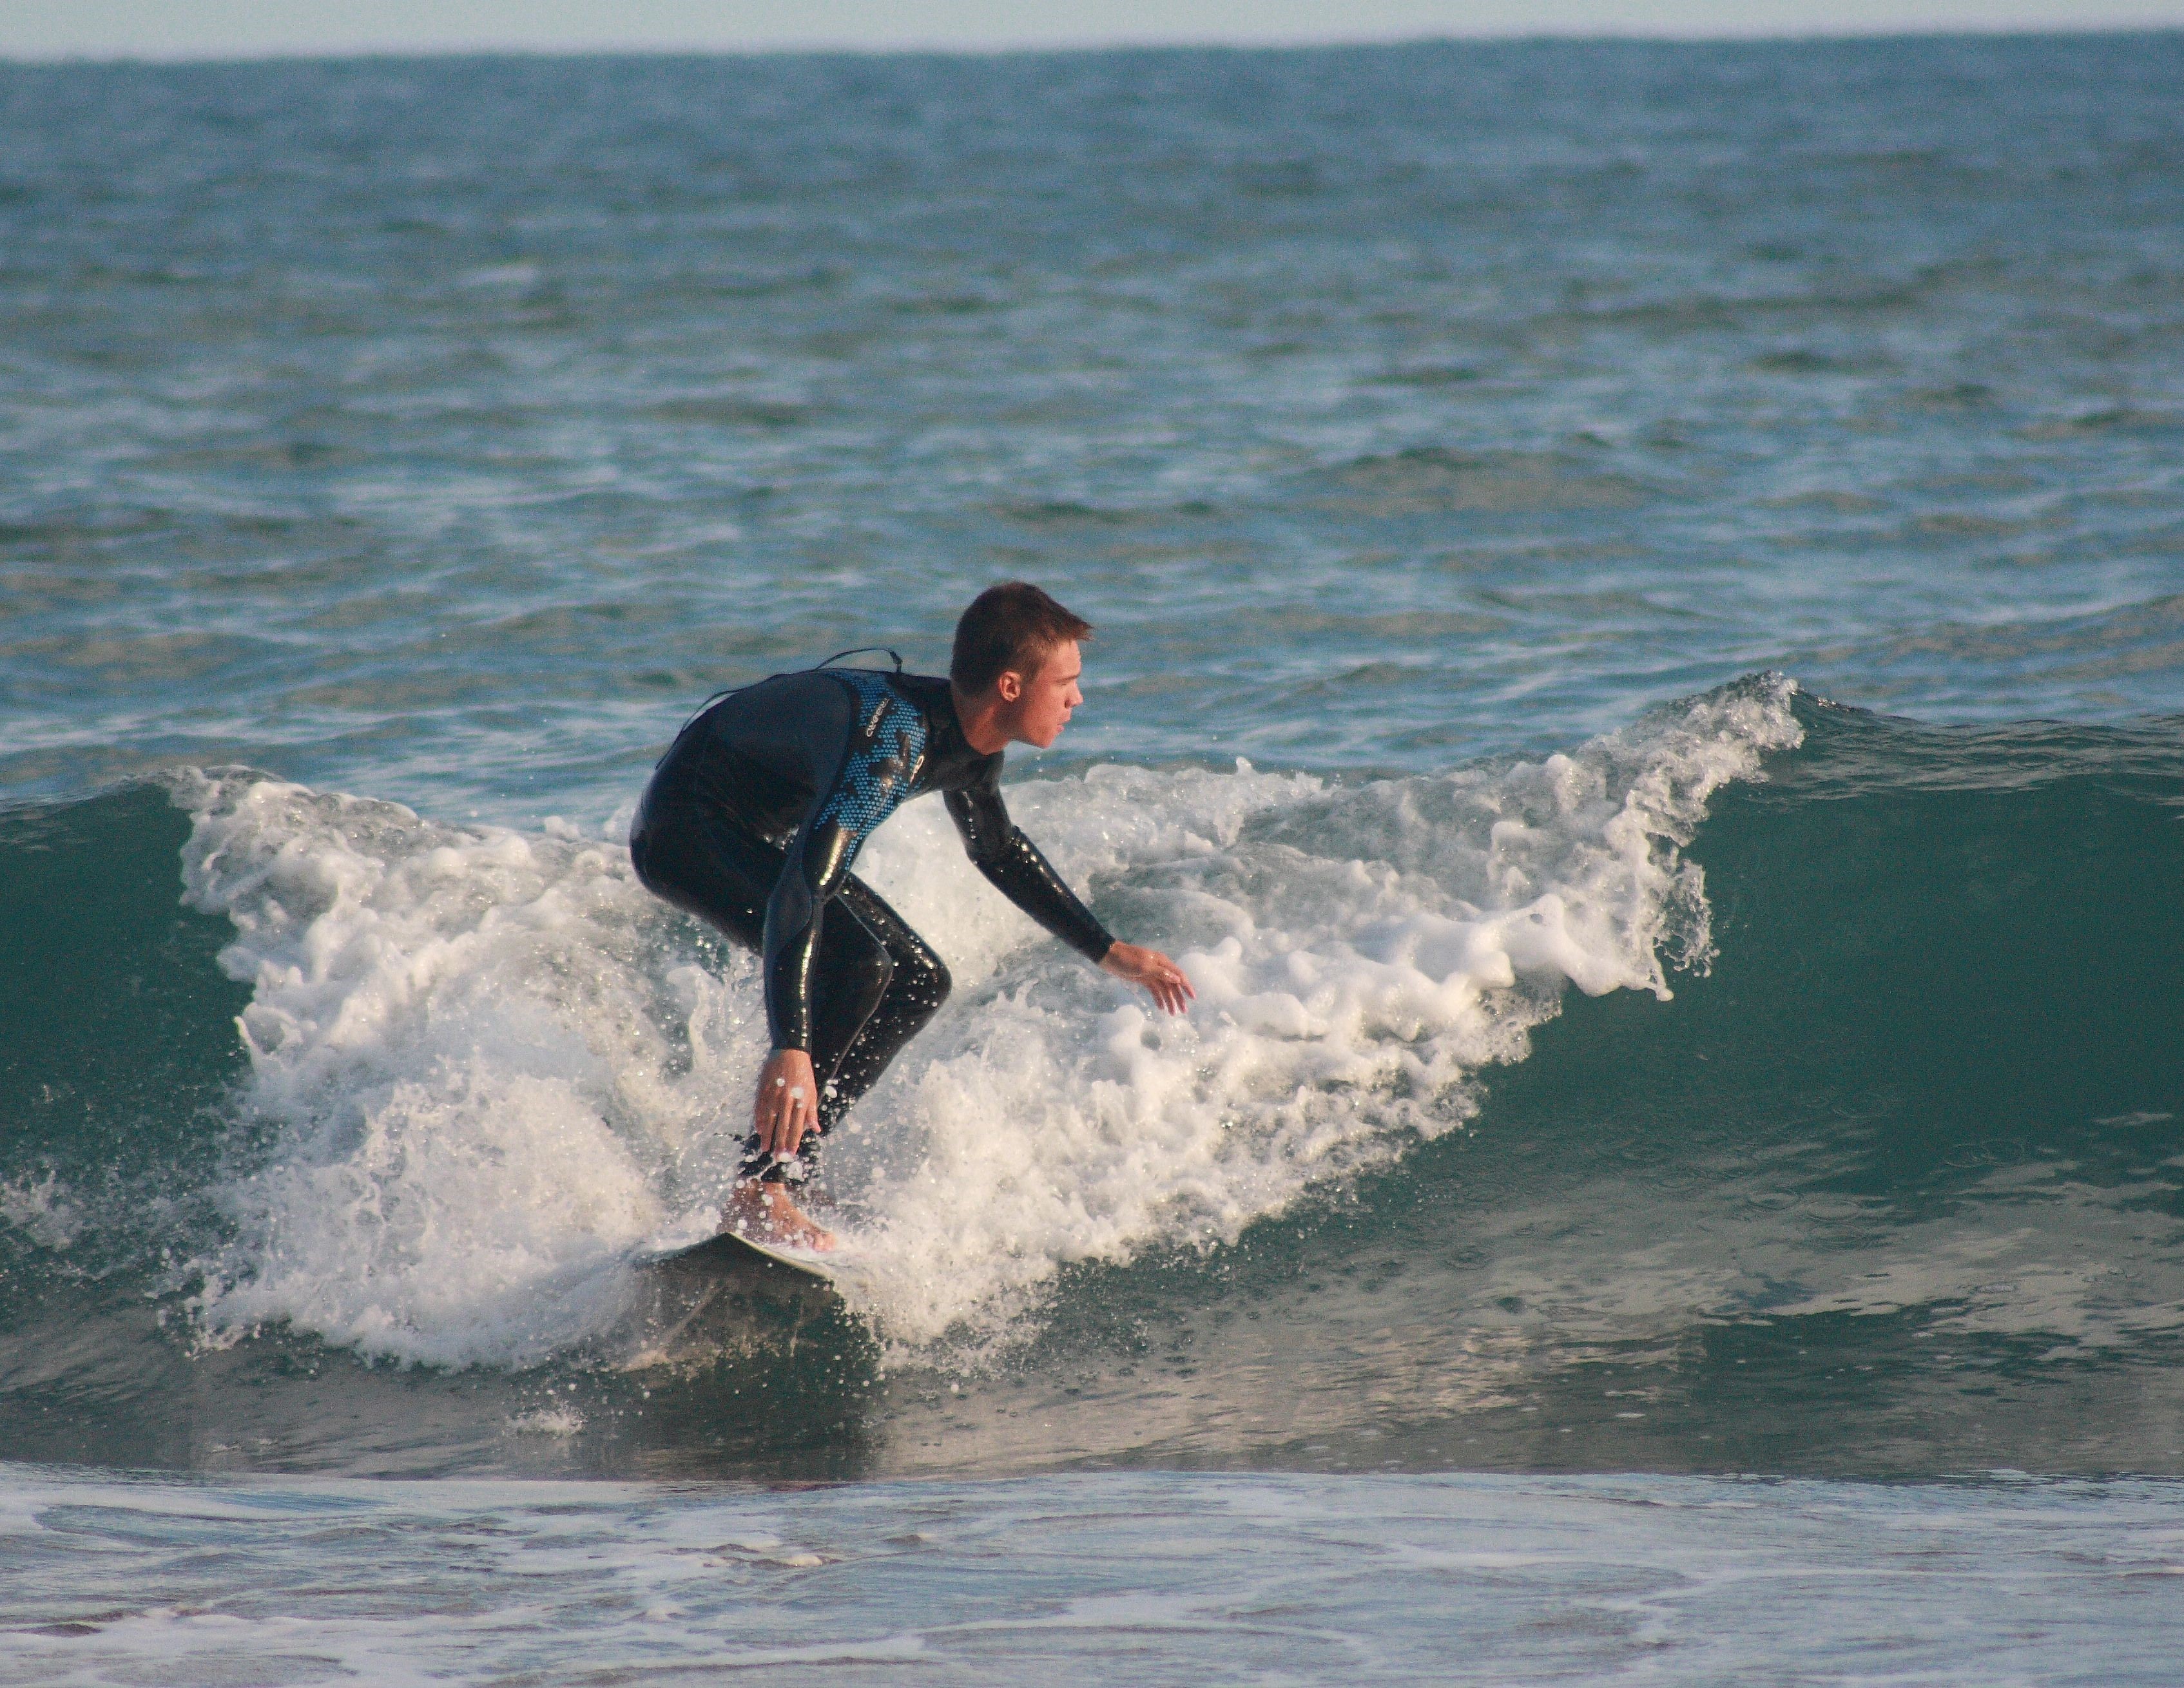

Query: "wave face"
left=4, top=682, right=2183, bottom=1479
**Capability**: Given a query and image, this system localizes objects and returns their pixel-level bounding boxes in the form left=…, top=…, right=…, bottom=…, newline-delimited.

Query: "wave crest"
left=167, top=676, right=1801, bottom=1367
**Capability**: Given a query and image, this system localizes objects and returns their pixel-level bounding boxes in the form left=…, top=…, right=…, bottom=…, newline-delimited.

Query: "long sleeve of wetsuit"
left=944, top=770, right=1114, bottom=964
left=757, top=682, right=866, bottom=1053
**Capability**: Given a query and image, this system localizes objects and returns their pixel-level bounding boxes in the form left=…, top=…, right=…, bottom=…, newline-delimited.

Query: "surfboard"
left=623, top=1227, right=858, bottom=1370
left=650, top=1227, right=843, bottom=1283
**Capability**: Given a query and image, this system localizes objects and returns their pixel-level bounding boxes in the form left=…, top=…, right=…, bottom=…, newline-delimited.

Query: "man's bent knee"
left=899, top=950, right=951, bottom=1021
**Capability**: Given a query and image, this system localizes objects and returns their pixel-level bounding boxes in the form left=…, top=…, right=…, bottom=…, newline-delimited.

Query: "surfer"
left=629, top=582, right=1194, bottom=1250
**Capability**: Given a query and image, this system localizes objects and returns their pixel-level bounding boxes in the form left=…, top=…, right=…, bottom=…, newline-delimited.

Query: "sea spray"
left=168, top=676, right=1801, bottom=1368
left=171, top=773, right=693, bottom=1366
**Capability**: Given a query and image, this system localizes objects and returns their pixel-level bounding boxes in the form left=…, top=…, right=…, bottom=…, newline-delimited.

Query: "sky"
left=6, top=0, right=2183, bottom=60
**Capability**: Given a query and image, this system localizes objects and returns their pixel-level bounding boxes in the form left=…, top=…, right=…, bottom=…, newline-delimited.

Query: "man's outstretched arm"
left=943, top=778, right=1195, bottom=1015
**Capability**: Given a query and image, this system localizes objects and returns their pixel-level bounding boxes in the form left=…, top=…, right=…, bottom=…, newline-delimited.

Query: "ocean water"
left=4, top=34, right=2183, bottom=1682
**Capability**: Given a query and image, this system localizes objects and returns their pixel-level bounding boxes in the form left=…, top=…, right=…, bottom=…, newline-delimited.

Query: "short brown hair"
left=951, top=582, right=1093, bottom=694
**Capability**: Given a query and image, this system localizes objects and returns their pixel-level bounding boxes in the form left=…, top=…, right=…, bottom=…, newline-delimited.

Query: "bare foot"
left=722, top=1180, right=836, bottom=1252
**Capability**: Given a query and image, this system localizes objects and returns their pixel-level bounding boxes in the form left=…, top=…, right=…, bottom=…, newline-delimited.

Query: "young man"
left=630, top=582, right=1194, bottom=1249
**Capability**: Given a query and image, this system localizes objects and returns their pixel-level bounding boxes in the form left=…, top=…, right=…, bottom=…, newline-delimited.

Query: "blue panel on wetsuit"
left=816, top=671, right=929, bottom=841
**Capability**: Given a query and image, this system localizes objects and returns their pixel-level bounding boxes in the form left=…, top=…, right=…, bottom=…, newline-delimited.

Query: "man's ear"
left=996, top=670, right=1025, bottom=704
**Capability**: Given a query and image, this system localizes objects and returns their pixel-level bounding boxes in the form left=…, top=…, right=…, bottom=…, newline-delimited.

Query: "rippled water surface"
left=3, top=37, right=2181, bottom=816
left=8, top=1469, right=2184, bottom=1687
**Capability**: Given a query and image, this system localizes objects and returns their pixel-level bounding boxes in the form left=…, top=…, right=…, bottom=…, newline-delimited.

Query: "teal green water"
left=4, top=696, right=2181, bottom=1479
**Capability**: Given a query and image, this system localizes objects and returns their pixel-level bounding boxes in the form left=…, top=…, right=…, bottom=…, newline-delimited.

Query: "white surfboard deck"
left=646, top=1227, right=855, bottom=1285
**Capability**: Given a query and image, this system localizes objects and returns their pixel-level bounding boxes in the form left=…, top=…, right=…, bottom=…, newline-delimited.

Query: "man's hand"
left=1100, top=941, right=1196, bottom=1016
left=753, top=1046, right=819, bottom=1160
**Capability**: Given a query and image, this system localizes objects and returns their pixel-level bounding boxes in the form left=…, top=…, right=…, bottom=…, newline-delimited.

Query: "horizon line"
left=8, top=21, right=2183, bottom=69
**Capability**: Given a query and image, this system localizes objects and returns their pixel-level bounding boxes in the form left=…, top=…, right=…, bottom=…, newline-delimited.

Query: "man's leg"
left=631, top=805, right=921, bottom=1243
left=735, top=896, right=894, bottom=1193
left=632, top=806, right=835, bottom=1241
left=721, top=896, right=925, bottom=1247
left=742, top=881, right=949, bottom=1177
left=818, top=876, right=953, bottom=1128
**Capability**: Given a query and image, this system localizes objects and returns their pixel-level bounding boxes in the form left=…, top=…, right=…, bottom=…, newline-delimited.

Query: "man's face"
left=1005, top=640, right=1083, bottom=749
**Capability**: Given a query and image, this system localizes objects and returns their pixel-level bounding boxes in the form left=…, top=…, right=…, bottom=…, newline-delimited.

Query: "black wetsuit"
left=630, top=667, right=1113, bottom=1182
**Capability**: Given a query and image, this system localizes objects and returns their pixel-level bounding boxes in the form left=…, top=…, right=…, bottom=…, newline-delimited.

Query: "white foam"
left=169, top=676, right=1799, bottom=1367
left=507, top=1405, right=587, bottom=1437
left=171, top=772, right=749, bottom=1367
left=834, top=676, right=1800, bottom=1352
left=0, top=1171, right=84, bottom=1251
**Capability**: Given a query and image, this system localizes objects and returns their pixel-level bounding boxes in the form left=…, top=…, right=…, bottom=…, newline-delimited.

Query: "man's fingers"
left=767, top=1097, right=811, bottom=1157
left=1146, top=974, right=1188, bottom=1014
left=753, top=1051, right=818, bottom=1157
left=759, top=1097, right=796, bottom=1156
left=1154, top=959, right=1192, bottom=1014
